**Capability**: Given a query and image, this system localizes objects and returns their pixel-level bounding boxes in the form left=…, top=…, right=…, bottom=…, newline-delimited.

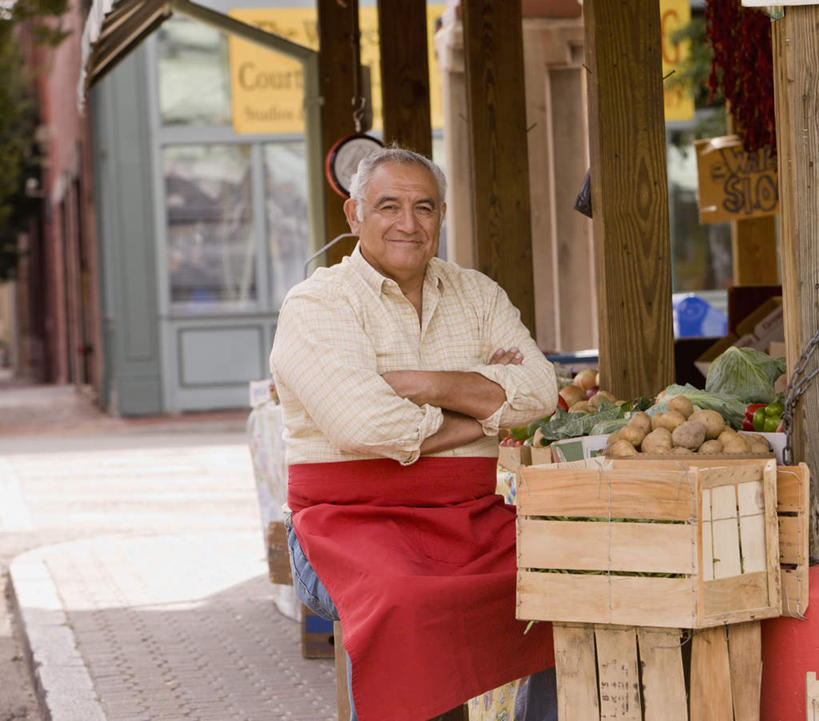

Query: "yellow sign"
left=660, top=0, right=695, bottom=122
left=228, top=6, right=445, bottom=135
left=694, top=135, right=778, bottom=225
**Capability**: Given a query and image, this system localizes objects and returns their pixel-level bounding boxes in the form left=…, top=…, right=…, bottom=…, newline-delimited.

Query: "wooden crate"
left=553, top=621, right=762, bottom=721
left=808, top=672, right=819, bottom=721
left=301, top=606, right=335, bottom=658
left=776, top=463, right=810, bottom=617
left=516, top=458, right=782, bottom=629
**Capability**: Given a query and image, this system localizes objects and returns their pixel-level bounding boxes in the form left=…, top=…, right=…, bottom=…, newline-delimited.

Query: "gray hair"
left=348, top=146, right=447, bottom=221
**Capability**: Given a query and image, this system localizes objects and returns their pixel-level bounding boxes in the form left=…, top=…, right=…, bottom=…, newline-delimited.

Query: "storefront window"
left=164, top=144, right=257, bottom=311
left=156, top=17, right=232, bottom=126
left=263, top=142, right=310, bottom=308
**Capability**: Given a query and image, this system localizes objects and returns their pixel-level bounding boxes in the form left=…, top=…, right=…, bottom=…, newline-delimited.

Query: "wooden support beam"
left=582, top=0, right=674, bottom=399
left=462, top=0, right=536, bottom=333
left=377, top=0, right=431, bottom=157
left=318, top=0, right=359, bottom=265
left=772, top=8, right=819, bottom=556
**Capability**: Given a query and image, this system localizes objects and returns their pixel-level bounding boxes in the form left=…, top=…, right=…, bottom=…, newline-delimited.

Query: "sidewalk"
left=0, top=381, right=338, bottom=721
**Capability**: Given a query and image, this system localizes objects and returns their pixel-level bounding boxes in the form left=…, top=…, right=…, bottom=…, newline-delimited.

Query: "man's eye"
left=416, top=206, right=434, bottom=215
left=379, top=205, right=399, bottom=213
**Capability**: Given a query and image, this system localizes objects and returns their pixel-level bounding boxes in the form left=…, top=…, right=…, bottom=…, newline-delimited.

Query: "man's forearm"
left=419, top=411, right=484, bottom=455
left=382, top=370, right=506, bottom=421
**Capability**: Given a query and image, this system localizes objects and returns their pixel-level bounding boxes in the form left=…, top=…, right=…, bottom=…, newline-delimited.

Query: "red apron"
left=288, top=457, right=555, bottom=721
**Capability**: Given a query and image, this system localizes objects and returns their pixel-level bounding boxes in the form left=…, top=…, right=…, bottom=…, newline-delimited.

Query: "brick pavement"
left=1, top=380, right=339, bottom=721
left=14, top=534, right=336, bottom=721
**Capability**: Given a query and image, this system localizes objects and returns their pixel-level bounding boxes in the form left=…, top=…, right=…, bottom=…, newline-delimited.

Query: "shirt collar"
left=349, top=242, right=444, bottom=295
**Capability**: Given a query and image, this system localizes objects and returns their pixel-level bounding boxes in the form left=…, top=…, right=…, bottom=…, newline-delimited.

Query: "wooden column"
left=462, top=0, right=536, bottom=333
left=582, top=0, right=674, bottom=399
left=377, top=0, right=432, bottom=157
left=772, top=7, right=819, bottom=555
left=318, top=0, right=359, bottom=265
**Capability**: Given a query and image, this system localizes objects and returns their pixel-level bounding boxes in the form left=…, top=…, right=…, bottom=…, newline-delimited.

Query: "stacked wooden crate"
left=516, top=457, right=810, bottom=721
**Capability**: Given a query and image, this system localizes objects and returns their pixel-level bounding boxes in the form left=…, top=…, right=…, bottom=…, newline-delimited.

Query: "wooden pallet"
left=553, top=621, right=762, bottom=721
left=776, top=464, right=811, bottom=617
left=517, top=458, right=781, bottom=628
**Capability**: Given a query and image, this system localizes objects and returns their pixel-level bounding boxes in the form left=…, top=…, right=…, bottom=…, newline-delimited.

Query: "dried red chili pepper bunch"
left=705, top=0, right=775, bottom=153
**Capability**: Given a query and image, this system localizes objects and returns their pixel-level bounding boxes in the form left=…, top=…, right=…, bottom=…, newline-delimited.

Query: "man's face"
left=344, top=162, right=445, bottom=287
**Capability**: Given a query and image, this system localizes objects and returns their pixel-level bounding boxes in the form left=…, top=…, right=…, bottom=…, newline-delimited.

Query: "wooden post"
left=582, top=0, right=674, bottom=399
left=772, top=7, right=819, bottom=556
left=462, top=0, right=536, bottom=334
left=377, top=0, right=432, bottom=157
left=318, top=0, right=359, bottom=265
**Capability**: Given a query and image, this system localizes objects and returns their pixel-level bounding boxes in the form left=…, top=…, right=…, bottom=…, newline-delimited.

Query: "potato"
left=641, top=427, right=673, bottom=454
left=747, top=437, right=772, bottom=455
left=559, top=384, right=586, bottom=408
left=573, top=368, right=597, bottom=391
left=607, top=439, right=639, bottom=458
left=671, top=446, right=694, bottom=455
left=722, top=436, right=751, bottom=454
left=689, top=409, right=725, bottom=440
left=588, top=390, right=617, bottom=411
left=672, top=420, right=707, bottom=451
left=627, top=411, right=652, bottom=434
left=667, top=395, right=694, bottom=419
left=619, top=423, right=647, bottom=448
left=698, top=440, right=723, bottom=455
left=569, top=400, right=592, bottom=413
left=650, top=410, right=686, bottom=433
left=717, top=428, right=738, bottom=446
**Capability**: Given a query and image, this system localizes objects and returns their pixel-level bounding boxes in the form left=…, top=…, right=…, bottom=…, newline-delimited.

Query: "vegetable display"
left=499, top=346, right=786, bottom=456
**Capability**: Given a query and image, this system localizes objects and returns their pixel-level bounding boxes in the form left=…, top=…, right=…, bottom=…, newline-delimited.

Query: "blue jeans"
left=284, top=515, right=556, bottom=721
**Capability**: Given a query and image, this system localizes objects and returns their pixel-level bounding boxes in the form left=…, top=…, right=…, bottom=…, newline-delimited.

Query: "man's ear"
left=439, top=201, right=447, bottom=229
left=343, top=198, right=361, bottom=233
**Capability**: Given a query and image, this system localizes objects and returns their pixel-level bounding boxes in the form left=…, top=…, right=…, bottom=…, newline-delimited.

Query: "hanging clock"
left=325, top=133, right=384, bottom=198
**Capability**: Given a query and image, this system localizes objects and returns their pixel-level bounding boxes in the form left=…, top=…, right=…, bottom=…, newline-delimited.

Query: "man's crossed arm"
left=381, top=347, right=523, bottom=454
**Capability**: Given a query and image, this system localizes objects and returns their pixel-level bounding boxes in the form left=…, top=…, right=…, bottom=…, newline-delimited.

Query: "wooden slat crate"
left=807, top=672, right=819, bottom=721
left=776, top=463, right=810, bottom=617
left=553, top=621, right=762, bottom=721
left=517, top=458, right=781, bottom=629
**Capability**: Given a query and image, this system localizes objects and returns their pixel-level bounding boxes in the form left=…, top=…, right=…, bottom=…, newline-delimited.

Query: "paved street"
left=0, top=380, right=337, bottom=721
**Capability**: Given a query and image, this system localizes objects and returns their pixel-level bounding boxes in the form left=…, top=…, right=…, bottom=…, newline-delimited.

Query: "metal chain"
left=781, top=327, right=819, bottom=465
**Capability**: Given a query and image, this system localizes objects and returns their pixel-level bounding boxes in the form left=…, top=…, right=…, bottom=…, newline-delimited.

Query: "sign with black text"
left=695, top=135, right=778, bottom=224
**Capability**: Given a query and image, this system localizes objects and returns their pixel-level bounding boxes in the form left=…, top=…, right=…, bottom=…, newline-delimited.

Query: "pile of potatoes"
left=605, top=395, right=773, bottom=458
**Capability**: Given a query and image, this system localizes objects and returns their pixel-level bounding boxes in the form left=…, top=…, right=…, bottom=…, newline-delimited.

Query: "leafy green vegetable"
left=705, top=347, right=786, bottom=404
left=590, top=418, right=629, bottom=436
left=651, top=383, right=747, bottom=429
left=531, top=402, right=626, bottom=445
left=625, top=396, right=653, bottom=412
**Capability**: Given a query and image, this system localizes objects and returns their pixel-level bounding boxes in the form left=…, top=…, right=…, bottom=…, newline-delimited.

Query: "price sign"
left=695, top=135, right=778, bottom=224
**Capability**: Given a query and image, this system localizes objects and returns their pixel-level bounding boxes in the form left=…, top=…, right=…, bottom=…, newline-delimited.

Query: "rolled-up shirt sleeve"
left=469, top=283, right=558, bottom=435
left=271, top=289, right=443, bottom=465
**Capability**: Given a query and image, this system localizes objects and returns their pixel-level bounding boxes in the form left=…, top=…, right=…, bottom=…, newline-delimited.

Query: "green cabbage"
left=705, top=347, right=786, bottom=404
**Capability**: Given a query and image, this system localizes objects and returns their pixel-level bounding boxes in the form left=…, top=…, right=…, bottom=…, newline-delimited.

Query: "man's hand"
left=382, top=347, right=523, bottom=420
left=420, top=411, right=484, bottom=455
left=489, top=347, right=524, bottom=365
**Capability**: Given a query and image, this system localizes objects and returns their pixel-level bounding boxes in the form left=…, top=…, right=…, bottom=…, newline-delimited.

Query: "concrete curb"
left=9, top=554, right=108, bottom=721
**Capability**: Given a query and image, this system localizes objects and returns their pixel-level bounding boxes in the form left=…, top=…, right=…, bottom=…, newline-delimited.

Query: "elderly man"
left=271, top=147, right=557, bottom=721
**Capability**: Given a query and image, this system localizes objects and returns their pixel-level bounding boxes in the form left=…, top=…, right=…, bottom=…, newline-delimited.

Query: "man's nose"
left=394, top=206, right=419, bottom=231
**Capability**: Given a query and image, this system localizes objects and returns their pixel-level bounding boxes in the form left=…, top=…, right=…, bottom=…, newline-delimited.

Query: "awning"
left=78, top=0, right=318, bottom=107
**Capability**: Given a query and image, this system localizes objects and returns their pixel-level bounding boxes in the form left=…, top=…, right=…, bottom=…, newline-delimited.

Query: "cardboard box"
left=695, top=297, right=783, bottom=377
left=549, top=434, right=611, bottom=463
left=517, top=457, right=782, bottom=629
left=498, top=444, right=531, bottom=470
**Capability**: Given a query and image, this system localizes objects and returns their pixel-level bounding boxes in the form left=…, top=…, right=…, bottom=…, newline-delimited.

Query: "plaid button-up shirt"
left=270, top=244, right=557, bottom=466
